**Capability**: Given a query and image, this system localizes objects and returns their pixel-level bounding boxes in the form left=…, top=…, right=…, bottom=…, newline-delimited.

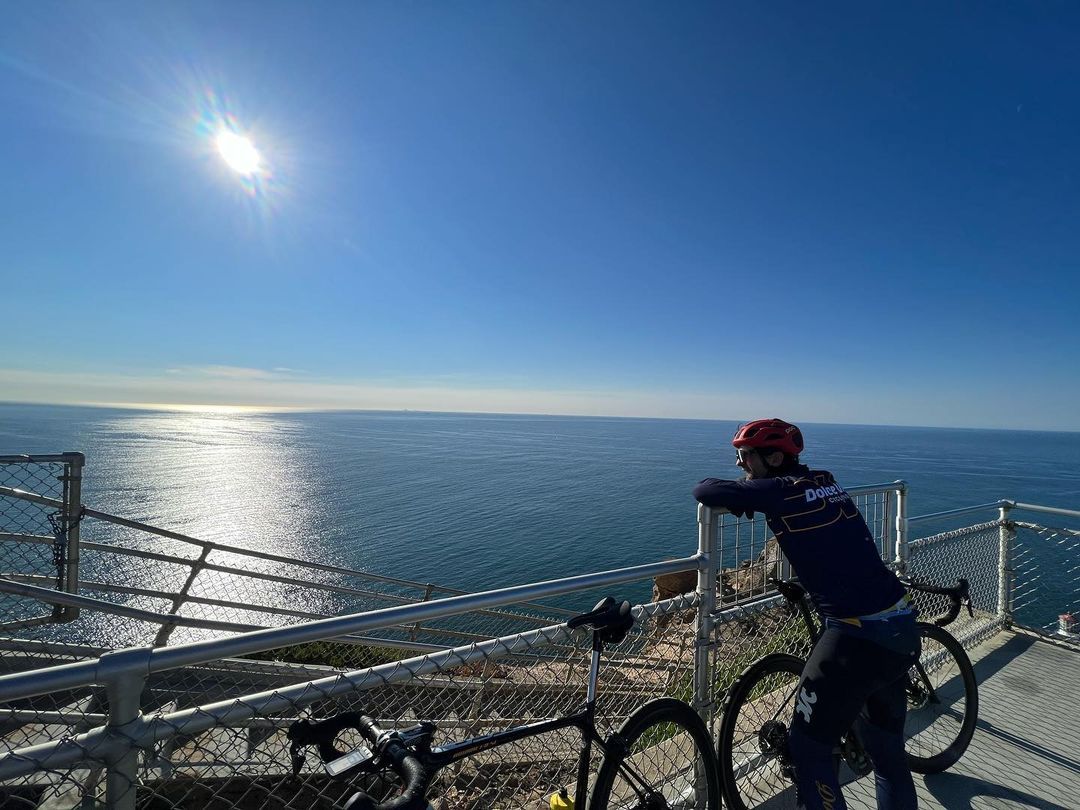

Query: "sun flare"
left=215, top=130, right=262, bottom=175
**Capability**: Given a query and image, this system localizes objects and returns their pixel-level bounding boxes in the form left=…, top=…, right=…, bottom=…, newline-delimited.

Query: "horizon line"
left=2, top=398, right=1078, bottom=435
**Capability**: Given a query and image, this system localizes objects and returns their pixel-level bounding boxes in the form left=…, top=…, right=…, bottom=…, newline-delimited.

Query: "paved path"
left=845, top=631, right=1080, bottom=810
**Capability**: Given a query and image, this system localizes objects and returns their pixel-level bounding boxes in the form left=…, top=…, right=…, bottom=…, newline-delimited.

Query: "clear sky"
left=2, top=2, right=1079, bottom=430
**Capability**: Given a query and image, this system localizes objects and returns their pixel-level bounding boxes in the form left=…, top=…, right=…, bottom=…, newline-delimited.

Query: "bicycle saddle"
left=567, top=596, right=635, bottom=643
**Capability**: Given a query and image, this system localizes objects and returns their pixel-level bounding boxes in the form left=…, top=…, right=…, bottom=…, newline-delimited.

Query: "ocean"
left=3, top=403, right=1079, bottom=599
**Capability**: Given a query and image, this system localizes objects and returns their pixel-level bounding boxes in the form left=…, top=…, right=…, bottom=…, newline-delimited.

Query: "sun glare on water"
left=216, top=130, right=262, bottom=175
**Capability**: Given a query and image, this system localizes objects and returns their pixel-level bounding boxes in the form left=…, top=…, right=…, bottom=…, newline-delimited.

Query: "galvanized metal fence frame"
left=0, top=476, right=904, bottom=809
left=0, top=453, right=85, bottom=630
left=905, top=498, right=1080, bottom=639
left=2, top=457, right=1077, bottom=809
left=1, top=484, right=578, bottom=658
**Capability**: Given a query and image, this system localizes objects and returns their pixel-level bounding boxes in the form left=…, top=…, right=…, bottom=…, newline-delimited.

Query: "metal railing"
left=1, top=456, right=1077, bottom=809
left=0, top=469, right=902, bottom=809
left=0, top=453, right=84, bottom=632
left=1, top=480, right=578, bottom=663
left=906, top=499, right=1080, bottom=643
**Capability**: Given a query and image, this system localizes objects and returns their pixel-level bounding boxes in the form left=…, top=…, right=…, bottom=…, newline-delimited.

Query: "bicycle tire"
left=904, top=622, right=978, bottom=773
left=590, top=697, right=720, bottom=810
left=717, top=654, right=804, bottom=810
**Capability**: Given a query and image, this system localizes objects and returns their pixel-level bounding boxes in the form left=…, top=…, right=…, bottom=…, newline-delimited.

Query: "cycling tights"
left=787, top=613, right=921, bottom=810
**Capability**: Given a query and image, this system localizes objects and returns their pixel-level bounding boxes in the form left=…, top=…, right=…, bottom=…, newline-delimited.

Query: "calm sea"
left=2, top=403, right=1079, bottom=596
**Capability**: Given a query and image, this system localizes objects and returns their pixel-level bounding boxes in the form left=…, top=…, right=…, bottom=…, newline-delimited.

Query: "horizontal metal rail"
left=0, top=532, right=55, bottom=544
left=0, top=709, right=109, bottom=725
left=1, top=484, right=576, bottom=621
left=0, top=597, right=694, bottom=783
left=0, top=578, right=276, bottom=634
left=0, top=577, right=448, bottom=654
left=908, top=501, right=1008, bottom=524
left=0, top=485, right=59, bottom=511
left=5, top=535, right=563, bottom=632
left=34, top=577, right=525, bottom=647
left=909, top=499, right=1080, bottom=525
left=0, top=637, right=110, bottom=659
left=1006, top=501, right=1080, bottom=519
left=0, top=454, right=77, bottom=464
left=907, top=519, right=1004, bottom=550
left=844, top=480, right=905, bottom=496
left=0, top=554, right=701, bottom=703
left=4, top=574, right=329, bottom=621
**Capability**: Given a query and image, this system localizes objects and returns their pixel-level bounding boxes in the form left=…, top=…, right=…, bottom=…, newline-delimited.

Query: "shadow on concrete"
left=974, top=717, right=1080, bottom=776
left=923, top=771, right=1070, bottom=810
left=968, top=632, right=1036, bottom=683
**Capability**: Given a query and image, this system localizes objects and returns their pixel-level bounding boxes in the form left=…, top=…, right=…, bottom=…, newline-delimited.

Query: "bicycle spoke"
left=721, top=656, right=804, bottom=810
left=904, top=623, right=978, bottom=773
left=595, top=699, right=719, bottom=809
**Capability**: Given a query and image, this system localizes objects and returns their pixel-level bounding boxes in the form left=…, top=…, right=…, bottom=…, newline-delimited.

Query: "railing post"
left=998, top=502, right=1014, bottom=626
left=894, top=482, right=909, bottom=574
left=694, top=504, right=718, bottom=725
left=100, top=648, right=151, bottom=810
left=154, top=545, right=212, bottom=648
left=59, top=452, right=85, bottom=621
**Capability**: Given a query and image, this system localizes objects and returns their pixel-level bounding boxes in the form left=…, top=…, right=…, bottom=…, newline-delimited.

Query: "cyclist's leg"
left=855, top=678, right=917, bottom=810
left=854, top=616, right=921, bottom=810
left=787, top=627, right=872, bottom=810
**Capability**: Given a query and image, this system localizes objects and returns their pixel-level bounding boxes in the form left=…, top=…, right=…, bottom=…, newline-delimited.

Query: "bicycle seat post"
left=586, top=629, right=603, bottom=710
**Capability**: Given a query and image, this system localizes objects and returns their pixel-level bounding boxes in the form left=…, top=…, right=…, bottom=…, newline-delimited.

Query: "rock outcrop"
left=651, top=537, right=783, bottom=619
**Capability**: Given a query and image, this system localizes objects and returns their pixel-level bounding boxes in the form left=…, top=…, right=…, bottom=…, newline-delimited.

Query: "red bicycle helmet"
left=732, top=418, right=804, bottom=457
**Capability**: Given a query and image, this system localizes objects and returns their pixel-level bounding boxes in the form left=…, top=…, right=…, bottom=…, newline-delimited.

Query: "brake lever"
left=958, top=578, right=973, bottom=617
left=290, top=739, right=305, bottom=777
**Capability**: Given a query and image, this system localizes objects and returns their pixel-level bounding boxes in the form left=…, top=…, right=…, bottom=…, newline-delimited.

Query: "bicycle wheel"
left=718, top=654, right=804, bottom=810
left=904, top=622, right=978, bottom=773
left=590, top=697, right=720, bottom=810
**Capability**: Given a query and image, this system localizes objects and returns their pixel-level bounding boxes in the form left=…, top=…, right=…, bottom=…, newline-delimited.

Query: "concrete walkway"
left=847, top=631, right=1080, bottom=810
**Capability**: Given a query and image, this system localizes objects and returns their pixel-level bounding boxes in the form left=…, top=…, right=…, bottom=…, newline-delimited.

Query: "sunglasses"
left=735, top=448, right=759, bottom=464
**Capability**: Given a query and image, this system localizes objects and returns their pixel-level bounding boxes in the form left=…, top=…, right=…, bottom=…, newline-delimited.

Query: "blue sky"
left=2, top=2, right=1079, bottom=429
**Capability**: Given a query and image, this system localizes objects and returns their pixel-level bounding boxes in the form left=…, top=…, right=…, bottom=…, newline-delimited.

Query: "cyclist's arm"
left=692, top=477, right=783, bottom=519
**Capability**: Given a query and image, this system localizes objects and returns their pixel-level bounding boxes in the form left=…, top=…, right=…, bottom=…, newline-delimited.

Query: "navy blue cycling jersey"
left=693, top=465, right=905, bottom=619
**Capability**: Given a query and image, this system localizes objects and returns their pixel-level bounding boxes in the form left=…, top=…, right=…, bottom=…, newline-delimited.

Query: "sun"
left=215, top=130, right=262, bottom=176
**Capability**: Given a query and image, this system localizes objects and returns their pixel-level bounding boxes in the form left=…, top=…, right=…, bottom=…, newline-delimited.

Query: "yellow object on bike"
left=549, top=787, right=574, bottom=809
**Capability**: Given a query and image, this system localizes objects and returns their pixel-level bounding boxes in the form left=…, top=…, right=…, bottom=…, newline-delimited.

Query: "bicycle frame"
left=776, top=580, right=947, bottom=719
left=334, top=629, right=616, bottom=808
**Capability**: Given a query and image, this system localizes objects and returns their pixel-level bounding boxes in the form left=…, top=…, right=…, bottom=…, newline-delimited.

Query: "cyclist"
left=693, top=418, right=920, bottom=810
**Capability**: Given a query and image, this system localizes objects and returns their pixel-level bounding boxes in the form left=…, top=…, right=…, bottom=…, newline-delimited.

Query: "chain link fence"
left=5, top=459, right=1078, bottom=810
left=2, top=462, right=573, bottom=663
left=0, top=467, right=870, bottom=809
left=0, top=593, right=706, bottom=809
left=1010, top=521, right=1080, bottom=640
left=905, top=519, right=1006, bottom=646
left=1, top=454, right=84, bottom=633
left=0, top=590, right=827, bottom=810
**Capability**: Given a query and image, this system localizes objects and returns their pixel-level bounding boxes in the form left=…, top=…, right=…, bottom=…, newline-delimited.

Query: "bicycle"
left=287, top=596, right=721, bottom=810
left=717, top=577, right=979, bottom=810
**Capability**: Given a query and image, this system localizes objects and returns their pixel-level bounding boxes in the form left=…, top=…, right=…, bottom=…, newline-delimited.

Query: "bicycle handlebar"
left=343, top=716, right=431, bottom=810
left=287, top=712, right=432, bottom=810
left=899, top=577, right=973, bottom=627
left=767, top=576, right=974, bottom=628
